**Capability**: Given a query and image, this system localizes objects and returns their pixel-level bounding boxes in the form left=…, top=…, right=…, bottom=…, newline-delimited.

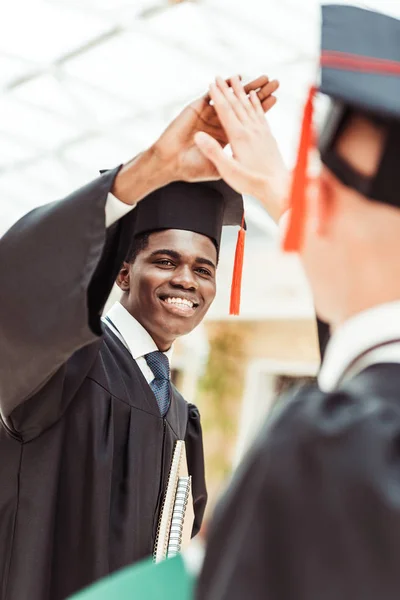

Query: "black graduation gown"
left=197, top=362, right=400, bottom=600
left=0, top=169, right=207, bottom=600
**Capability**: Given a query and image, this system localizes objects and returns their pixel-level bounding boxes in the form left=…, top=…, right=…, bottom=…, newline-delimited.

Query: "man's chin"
left=158, top=311, right=201, bottom=340
left=163, top=318, right=199, bottom=339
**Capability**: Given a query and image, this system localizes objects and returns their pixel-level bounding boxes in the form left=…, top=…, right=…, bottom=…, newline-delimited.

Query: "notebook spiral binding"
left=153, top=441, right=193, bottom=564
left=167, top=476, right=192, bottom=558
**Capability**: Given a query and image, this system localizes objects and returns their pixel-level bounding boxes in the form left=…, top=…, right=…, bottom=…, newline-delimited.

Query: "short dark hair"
left=127, top=231, right=151, bottom=264
left=126, top=229, right=220, bottom=265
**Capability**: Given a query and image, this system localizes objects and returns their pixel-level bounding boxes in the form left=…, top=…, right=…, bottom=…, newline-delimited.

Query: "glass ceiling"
left=1, top=0, right=399, bottom=317
left=2, top=0, right=398, bottom=231
left=0, top=0, right=319, bottom=231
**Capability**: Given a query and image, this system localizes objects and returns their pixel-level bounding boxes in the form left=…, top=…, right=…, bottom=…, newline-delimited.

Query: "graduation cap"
left=130, top=180, right=246, bottom=315
left=283, top=4, right=400, bottom=252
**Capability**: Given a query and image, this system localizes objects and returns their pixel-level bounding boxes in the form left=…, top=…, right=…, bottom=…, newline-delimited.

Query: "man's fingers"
left=243, top=75, right=269, bottom=94
left=230, top=75, right=255, bottom=118
left=204, top=76, right=277, bottom=103
left=249, top=90, right=266, bottom=119
left=194, top=132, right=253, bottom=195
left=257, top=79, right=279, bottom=104
left=260, top=95, right=277, bottom=113
left=215, top=76, right=250, bottom=124
left=204, top=76, right=278, bottom=117
left=208, top=81, right=241, bottom=132
left=226, top=74, right=242, bottom=86
left=203, top=74, right=242, bottom=101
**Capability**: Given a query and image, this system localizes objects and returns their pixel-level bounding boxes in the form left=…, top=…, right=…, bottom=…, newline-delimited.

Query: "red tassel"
left=283, top=86, right=316, bottom=252
left=229, top=217, right=246, bottom=316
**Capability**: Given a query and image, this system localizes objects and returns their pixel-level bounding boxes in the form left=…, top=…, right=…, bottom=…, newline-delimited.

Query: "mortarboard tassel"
left=229, top=215, right=246, bottom=316
left=283, top=86, right=316, bottom=252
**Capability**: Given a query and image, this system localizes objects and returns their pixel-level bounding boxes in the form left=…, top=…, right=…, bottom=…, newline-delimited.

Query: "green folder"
left=69, top=555, right=194, bottom=600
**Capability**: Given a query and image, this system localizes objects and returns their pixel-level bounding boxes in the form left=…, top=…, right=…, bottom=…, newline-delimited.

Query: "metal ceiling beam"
left=3, top=26, right=123, bottom=92
left=0, top=0, right=315, bottom=180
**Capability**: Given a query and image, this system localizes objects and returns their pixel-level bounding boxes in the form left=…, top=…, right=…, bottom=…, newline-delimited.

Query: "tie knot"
left=145, top=351, right=170, bottom=381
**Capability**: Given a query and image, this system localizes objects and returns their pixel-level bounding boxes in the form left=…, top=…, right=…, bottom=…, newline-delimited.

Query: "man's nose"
left=170, top=265, right=198, bottom=290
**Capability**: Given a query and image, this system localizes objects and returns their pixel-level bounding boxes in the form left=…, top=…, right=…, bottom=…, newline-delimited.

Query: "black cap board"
left=131, top=179, right=246, bottom=315
left=130, top=180, right=244, bottom=250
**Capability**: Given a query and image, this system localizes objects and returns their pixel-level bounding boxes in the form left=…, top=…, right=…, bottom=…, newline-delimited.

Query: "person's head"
left=117, top=228, right=218, bottom=351
left=282, top=4, right=400, bottom=328
left=299, top=111, right=400, bottom=326
left=116, top=180, right=244, bottom=351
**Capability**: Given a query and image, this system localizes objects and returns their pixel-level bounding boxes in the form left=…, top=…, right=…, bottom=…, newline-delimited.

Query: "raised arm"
left=0, top=75, right=276, bottom=420
left=0, top=154, right=168, bottom=419
left=194, top=75, right=289, bottom=223
left=195, top=76, right=330, bottom=358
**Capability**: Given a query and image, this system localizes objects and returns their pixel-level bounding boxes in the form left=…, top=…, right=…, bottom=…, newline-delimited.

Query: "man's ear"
left=116, top=261, right=131, bottom=292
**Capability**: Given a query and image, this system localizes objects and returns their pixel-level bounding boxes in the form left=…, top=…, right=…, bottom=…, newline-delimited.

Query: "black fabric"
left=316, top=317, right=330, bottom=361
left=320, top=102, right=400, bottom=208
left=370, top=121, right=400, bottom=207
left=0, top=177, right=207, bottom=600
left=87, top=207, right=136, bottom=335
left=130, top=180, right=244, bottom=248
left=0, top=167, right=120, bottom=416
left=197, top=363, right=400, bottom=600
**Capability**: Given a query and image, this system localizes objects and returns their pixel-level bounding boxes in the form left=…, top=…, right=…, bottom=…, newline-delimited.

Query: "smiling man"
left=107, top=180, right=239, bottom=350
left=112, top=229, right=216, bottom=347
left=100, top=179, right=243, bottom=575
left=0, top=72, right=274, bottom=599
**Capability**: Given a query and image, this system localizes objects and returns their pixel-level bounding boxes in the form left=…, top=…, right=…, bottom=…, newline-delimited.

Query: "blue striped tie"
left=145, top=351, right=171, bottom=417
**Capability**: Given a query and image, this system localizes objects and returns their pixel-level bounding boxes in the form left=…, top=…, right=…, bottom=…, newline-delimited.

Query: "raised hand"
left=194, top=76, right=289, bottom=222
left=152, top=75, right=279, bottom=183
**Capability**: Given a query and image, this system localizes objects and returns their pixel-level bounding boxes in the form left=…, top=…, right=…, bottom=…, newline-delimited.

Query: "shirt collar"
left=104, top=302, right=173, bottom=362
left=318, top=301, right=400, bottom=392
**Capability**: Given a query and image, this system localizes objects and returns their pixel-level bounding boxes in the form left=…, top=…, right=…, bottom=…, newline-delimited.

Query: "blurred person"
left=194, top=6, right=400, bottom=600
left=0, top=75, right=278, bottom=600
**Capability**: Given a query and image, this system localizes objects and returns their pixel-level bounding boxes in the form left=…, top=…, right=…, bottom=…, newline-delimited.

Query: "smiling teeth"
left=165, top=297, right=194, bottom=308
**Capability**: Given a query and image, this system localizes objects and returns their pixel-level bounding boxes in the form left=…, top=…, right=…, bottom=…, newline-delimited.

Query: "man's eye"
left=196, top=268, right=212, bottom=276
left=156, top=259, right=174, bottom=267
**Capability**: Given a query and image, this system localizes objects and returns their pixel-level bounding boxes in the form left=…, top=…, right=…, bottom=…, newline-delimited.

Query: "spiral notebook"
left=153, top=440, right=194, bottom=563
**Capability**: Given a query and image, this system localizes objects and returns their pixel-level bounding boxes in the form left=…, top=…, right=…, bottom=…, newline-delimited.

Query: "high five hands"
left=152, top=75, right=280, bottom=183
left=113, top=75, right=287, bottom=209
left=194, top=75, right=289, bottom=223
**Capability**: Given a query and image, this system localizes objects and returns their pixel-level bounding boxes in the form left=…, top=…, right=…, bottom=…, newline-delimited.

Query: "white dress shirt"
left=318, top=301, right=400, bottom=392
left=105, top=192, right=135, bottom=227
left=102, top=301, right=173, bottom=384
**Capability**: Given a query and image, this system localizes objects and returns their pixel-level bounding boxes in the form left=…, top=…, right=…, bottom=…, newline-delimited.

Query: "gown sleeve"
left=0, top=167, right=136, bottom=421
left=196, top=376, right=400, bottom=600
left=185, top=403, right=208, bottom=538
